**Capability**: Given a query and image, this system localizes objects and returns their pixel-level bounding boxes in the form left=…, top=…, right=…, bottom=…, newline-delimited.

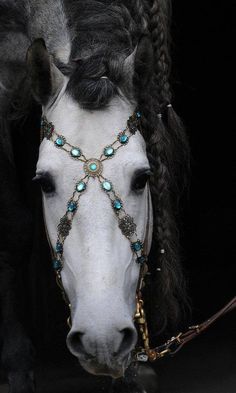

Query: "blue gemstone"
left=68, top=201, right=78, bottom=212
left=119, top=134, right=129, bottom=144
left=71, top=148, right=81, bottom=158
left=89, top=163, right=97, bottom=171
left=56, top=241, right=63, bottom=253
left=137, top=255, right=147, bottom=265
left=102, top=181, right=112, bottom=192
left=53, top=259, right=62, bottom=271
left=113, top=199, right=122, bottom=210
left=136, top=111, right=141, bottom=118
left=104, top=146, right=115, bottom=157
left=131, top=241, right=143, bottom=252
left=55, top=137, right=65, bottom=147
left=76, top=182, right=86, bottom=192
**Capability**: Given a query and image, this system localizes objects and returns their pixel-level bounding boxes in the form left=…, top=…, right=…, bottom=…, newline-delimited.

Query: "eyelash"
left=132, top=172, right=151, bottom=191
left=33, top=174, right=55, bottom=194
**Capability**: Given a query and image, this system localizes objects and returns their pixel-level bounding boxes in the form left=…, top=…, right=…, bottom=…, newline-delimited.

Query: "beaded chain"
left=41, top=111, right=148, bottom=273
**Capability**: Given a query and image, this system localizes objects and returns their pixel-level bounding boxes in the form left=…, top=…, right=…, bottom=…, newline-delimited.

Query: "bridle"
left=41, top=110, right=155, bottom=361
left=40, top=111, right=236, bottom=364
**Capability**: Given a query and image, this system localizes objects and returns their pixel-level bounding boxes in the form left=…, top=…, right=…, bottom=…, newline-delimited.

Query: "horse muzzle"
left=66, top=323, right=137, bottom=377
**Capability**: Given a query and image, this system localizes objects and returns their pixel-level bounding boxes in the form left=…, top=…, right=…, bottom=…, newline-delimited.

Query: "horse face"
left=29, top=39, right=153, bottom=378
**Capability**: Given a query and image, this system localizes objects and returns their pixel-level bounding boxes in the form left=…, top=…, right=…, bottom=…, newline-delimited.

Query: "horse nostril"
left=67, top=326, right=137, bottom=361
left=115, top=327, right=137, bottom=358
left=67, top=331, right=87, bottom=357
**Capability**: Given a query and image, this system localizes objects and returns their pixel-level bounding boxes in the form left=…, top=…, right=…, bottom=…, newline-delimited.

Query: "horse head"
left=28, top=35, right=154, bottom=378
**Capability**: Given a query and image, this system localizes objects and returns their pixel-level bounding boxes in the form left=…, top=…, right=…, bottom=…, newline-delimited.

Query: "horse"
left=0, top=1, right=190, bottom=392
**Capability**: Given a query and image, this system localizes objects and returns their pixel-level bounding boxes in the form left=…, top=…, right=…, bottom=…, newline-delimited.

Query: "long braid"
left=129, top=0, right=190, bottom=335
left=149, top=0, right=190, bottom=188
left=127, top=0, right=150, bottom=34
left=149, top=0, right=171, bottom=109
left=147, top=127, right=187, bottom=334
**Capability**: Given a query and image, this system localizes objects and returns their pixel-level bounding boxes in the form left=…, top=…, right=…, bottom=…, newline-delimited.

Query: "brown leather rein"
left=133, top=296, right=236, bottom=362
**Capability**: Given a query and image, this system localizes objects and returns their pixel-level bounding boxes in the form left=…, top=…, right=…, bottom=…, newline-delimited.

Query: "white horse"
left=33, top=39, right=153, bottom=377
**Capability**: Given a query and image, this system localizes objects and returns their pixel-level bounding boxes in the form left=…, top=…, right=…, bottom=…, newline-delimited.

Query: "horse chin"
left=78, top=358, right=129, bottom=379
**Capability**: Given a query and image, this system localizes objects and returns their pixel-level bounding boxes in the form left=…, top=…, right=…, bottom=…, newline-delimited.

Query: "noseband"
left=41, top=111, right=154, bottom=362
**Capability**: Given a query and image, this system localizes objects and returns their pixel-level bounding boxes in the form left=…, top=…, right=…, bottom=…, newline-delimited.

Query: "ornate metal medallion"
left=58, top=215, right=72, bottom=238
left=84, top=159, right=103, bottom=177
left=118, top=214, right=137, bottom=239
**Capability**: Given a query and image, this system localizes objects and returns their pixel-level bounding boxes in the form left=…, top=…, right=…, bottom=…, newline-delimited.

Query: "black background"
left=172, top=1, right=236, bottom=325
left=162, top=2, right=236, bottom=392
left=1, top=1, right=236, bottom=393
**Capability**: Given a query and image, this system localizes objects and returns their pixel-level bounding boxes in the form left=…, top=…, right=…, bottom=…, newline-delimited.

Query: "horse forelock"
left=62, top=1, right=139, bottom=109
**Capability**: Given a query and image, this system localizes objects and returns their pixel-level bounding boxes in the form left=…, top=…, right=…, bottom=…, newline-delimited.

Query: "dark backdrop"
left=162, top=2, right=236, bottom=392
left=172, top=1, right=235, bottom=323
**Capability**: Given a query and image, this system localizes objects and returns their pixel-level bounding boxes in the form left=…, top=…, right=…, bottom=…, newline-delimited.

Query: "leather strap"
left=150, top=296, right=236, bottom=360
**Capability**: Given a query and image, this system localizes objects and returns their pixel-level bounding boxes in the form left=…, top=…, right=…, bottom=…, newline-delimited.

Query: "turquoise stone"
left=131, top=241, right=143, bottom=252
left=102, top=181, right=112, bottom=192
left=113, top=199, right=122, bottom=210
left=84, top=159, right=103, bottom=177
left=76, top=181, right=86, bottom=192
left=71, top=148, right=81, bottom=158
left=104, top=146, right=115, bottom=157
left=53, top=259, right=62, bottom=271
left=56, top=241, right=63, bottom=253
left=67, top=201, right=78, bottom=212
left=136, top=111, right=141, bottom=118
left=55, top=137, right=65, bottom=147
left=89, top=163, right=97, bottom=171
left=119, top=134, right=129, bottom=144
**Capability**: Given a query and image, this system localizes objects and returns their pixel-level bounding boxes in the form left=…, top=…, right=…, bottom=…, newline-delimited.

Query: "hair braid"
left=147, top=127, right=187, bottom=334
left=149, top=0, right=190, bottom=184
left=148, top=0, right=171, bottom=109
left=127, top=0, right=150, bottom=34
left=130, top=0, right=190, bottom=335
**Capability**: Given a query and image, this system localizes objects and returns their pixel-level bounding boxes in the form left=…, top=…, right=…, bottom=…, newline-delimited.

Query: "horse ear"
left=123, top=36, right=153, bottom=88
left=27, top=38, right=64, bottom=105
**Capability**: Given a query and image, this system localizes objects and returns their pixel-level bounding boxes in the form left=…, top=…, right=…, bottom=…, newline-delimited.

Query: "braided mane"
left=125, top=0, right=190, bottom=337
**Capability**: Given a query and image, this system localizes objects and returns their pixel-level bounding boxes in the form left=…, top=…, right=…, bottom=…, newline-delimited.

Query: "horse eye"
left=33, top=173, right=55, bottom=194
left=132, top=170, right=151, bottom=191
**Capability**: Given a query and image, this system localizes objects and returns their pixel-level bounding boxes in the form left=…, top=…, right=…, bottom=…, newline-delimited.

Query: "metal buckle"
left=189, top=324, right=200, bottom=333
left=136, top=352, right=149, bottom=362
left=156, top=349, right=171, bottom=359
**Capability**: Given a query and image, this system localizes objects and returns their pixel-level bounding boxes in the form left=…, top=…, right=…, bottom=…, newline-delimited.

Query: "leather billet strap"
left=147, top=296, right=236, bottom=361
